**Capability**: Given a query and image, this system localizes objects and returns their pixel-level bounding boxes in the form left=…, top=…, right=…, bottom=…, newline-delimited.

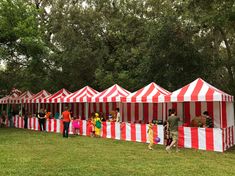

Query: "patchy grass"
left=0, top=128, right=235, bottom=176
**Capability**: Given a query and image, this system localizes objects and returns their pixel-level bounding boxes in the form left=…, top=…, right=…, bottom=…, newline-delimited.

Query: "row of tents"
left=0, top=78, right=234, bottom=129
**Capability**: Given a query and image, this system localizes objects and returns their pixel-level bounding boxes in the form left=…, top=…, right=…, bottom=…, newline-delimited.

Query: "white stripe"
left=184, top=127, right=192, bottom=148
left=213, top=128, right=223, bottom=152
left=51, top=120, right=54, bottom=132
left=157, top=125, right=164, bottom=145
left=115, top=122, right=121, bottom=140
left=198, top=83, right=209, bottom=101
left=106, top=122, right=111, bottom=138
left=184, top=80, right=198, bottom=101
left=148, top=103, right=153, bottom=122
left=135, top=124, right=141, bottom=142
left=125, top=123, right=131, bottom=141
left=213, top=102, right=220, bottom=128
left=57, top=120, right=60, bottom=133
left=198, top=128, right=206, bottom=150
left=82, top=120, right=87, bottom=135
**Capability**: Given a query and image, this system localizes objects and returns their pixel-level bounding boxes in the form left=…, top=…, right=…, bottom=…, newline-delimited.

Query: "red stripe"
left=191, top=79, right=204, bottom=101
left=153, top=103, right=158, bottom=120
left=49, top=119, right=51, bottom=132
left=232, top=126, right=234, bottom=147
left=86, top=121, right=91, bottom=136
left=184, top=102, right=190, bottom=124
left=111, top=122, right=115, bottom=139
left=222, top=128, right=225, bottom=151
left=135, top=103, right=139, bottom=122
left=121, top=123, right=126, bottom=140
left=191, top=127, right=199, bottom=149
left=131, top=123, right=136, bottom=141
left=205, top=88, right=215, bottom=101
left=195, top=102, right=201, bottom=116
left=143, top=103, right=149, bottom=123
left=127, top=103, right=131, bottom=122
left=102, top=122, right=107, bottom=138
left=34, top=118, right=36, bottom=130
left=206, top=128, right=214, bottom=151
left=141, top=84, right=155, bottom=102
left=54, top=119, right=57, bottom=132
left=172, top=103, right=177, bottom=112
left=221, top=102, right=227, bottom=128
left=79, top=120, right=83, bottom=135
left=141, top=124, right=147, bottom=143
left=178, top=127, right=184, bottom=148
left=177, top=84, right=190, bottom=102
left=207, top=102, right=214, bottom=127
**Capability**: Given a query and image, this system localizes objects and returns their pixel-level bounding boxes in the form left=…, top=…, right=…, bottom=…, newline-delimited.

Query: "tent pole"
left=85, top=102, right=89, bottom=120
left=21, top=103, right=23, bottom=116
left=59, top=103, right=62, bottom=118
left=38, top=103, right=40, bottom=113
left=118, top=102, right=122, bottom=122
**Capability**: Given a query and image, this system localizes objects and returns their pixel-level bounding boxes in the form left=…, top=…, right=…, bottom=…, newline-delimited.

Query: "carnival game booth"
left=42, top=88, right=71, bottom=116
left=13, top=90, right=51, bottom=129
left=121, top=82, right=171, bottom=145
left=61, top=86, right=99, bottom=119
left=12, top=91, right=34, bottom=114
left=165, top=78, right=234, bottom=152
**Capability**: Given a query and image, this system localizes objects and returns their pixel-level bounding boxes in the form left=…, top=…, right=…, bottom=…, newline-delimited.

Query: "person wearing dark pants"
left=38, top=108, right=46, bottom=131
left=62, top=106, right=71, bottom=138
left=24, top=112, right=28, bottom=129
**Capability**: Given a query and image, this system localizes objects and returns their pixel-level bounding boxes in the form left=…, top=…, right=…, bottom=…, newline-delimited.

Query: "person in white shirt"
left=116, top=108, right=121, bottom=122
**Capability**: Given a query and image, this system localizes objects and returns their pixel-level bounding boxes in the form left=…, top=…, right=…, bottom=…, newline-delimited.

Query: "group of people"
left=147, top=109, right=213, bottom=152
left=60, top=107, right=121, bottom=138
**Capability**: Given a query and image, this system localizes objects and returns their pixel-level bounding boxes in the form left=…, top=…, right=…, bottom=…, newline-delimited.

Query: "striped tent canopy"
left=62, top=86, right=98, bottom=103
left=29, top=90, right=51, bottom=103
left=0, top=93, right=21, bottom=104
left=42, top=88, right=71, bottom=103
left=122, top=82, right=170, bottom=103
left=91, top=84, right=130, bottom=102
left=165, top=78, right=233, bottom=102
left=12, top=91, right=34, bottom=104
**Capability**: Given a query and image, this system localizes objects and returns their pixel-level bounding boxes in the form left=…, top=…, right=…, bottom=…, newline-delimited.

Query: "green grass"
left=0, top=128, right=235, bottom=176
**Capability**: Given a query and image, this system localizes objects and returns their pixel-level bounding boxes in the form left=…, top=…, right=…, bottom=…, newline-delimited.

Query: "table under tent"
left=164, top=78, right=234, bottom=152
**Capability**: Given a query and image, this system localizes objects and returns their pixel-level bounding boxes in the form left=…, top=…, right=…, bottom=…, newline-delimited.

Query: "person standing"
left=147, top=122, right=154, bottom=150
left=94, top=113, right=101, bottom=137
left=38, top=108, right=46, bottom=131
left=24, top=112, right=28, bottom=129
left=166, top=109, right=180, bottom=152
left=116, top=108, right=121, bottom=122
left=61, top=106, right=71, bottom=138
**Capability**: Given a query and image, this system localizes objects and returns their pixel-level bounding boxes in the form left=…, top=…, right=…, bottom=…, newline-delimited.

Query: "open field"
left=0, top=128, right=235, bottom=176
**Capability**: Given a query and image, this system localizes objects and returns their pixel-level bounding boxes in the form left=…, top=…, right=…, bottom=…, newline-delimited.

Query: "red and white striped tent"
left=164, top=78, right=235, bottom=152
left=121, top=82, right=171, bottom=123
left=91, top=84, right=130, bottom=102
left=164, top=78, right=234, bottom=128
left=0, top=92, right=21, bottom=104
left=122, top=82, right=170, bottom=103
left=42, top=88, right=71, bottom=103
left=0, top=95, right=10, bottom=104
left=29, top=90, right=51, bottom=103
left=165, top=78, right=233, bottom=102
left=61, top=86, right=98, bottom=103
left=12, top=91, right=34, bottom=104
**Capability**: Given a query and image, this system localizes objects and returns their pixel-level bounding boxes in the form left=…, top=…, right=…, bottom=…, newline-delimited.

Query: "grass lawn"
left=0, top=128, right=235, bottom=176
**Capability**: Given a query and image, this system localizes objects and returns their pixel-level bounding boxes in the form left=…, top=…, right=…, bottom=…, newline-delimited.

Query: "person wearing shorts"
left=166, top=109, right=180, bottom=152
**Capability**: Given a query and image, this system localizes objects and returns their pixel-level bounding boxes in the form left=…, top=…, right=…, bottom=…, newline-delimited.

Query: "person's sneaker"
left=148, top=147, right=153, bottom=150
left=166, top=146, right=171, bottom=153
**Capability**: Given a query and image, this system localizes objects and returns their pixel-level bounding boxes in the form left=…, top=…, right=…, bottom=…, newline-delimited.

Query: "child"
left=94, top=113, right=101, bottom=137
left=163, top=121, right=172, bottom=146
left=72, top=117, right=80, bottom=135
left=147, top=122, right=154, bottom=150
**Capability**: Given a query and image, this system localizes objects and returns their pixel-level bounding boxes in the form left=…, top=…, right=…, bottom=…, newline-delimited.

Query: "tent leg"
left=59, top=103, right=62, bottom=118
left=85, top=102, right=89, bottom=120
